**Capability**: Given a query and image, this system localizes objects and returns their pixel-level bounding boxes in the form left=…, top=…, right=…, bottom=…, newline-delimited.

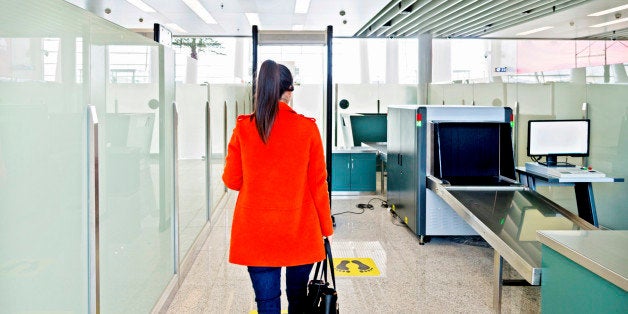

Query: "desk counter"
left=537, top=230, right=627, bottom=291
left=537, top=230, right=628, bottom=313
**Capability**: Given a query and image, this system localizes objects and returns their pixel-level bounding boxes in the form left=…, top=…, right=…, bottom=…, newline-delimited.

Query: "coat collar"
left=278, top=101, right=295, bottom=113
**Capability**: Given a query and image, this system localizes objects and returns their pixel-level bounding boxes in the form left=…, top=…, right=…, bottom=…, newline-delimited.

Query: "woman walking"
left=223, top=60, right=334, bottom=313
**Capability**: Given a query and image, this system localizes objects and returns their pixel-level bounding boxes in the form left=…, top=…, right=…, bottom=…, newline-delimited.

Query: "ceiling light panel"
left=516, top=26, right=554, bottom=36
left=183, top=0, right=217, bottom=24
left=590, top=17, right=628, bottom=28
left=165, top=23, right=187, bottom=33
left=588, top=4, right=628, bottom=17
left=295, top=0, right=311, bottom=14
left=125, top=0, right=156, bottom=13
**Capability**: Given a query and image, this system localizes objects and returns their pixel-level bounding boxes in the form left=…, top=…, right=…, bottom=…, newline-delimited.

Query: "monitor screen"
left=527, top=120, right=590, bottom=158
left=349, top=114, right=387, bottom=146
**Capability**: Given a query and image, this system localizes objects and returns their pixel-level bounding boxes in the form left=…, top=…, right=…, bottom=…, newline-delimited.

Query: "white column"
left=570, top=67, right=586, bottom=84
left=385, top=39, right=399, bottom=84
left=417, top=33, right=432, bottom=105
left=360, top=39, right=370, bottom=84
left=432, top=39, right=451, bottom=83
left=234, top=37, right=244, bottom=82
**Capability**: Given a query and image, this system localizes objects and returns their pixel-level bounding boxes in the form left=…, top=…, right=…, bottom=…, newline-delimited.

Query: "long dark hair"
left=253, top=60, right=293, bottom=143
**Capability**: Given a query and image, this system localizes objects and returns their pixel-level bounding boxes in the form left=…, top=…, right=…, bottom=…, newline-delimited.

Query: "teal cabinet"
left=541, top=246, right=628, bottom=313
left=331, top=152, right=376, bottom=191
left=331, top=153, right=351, bottom=191
left=538, top=231, right=628, bottom=314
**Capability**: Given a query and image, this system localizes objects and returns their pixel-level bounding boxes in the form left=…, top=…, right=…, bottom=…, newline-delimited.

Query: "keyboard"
left=525, top=162, right=606, bottom=178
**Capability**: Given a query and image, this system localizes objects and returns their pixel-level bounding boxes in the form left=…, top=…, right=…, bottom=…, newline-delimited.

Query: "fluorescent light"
left=588, top=4, right=628, bottom=16
left=125, top=0, right=156, bottom=13
left=183, top=0, right=217, bottom=24
left=590, top=17, right=628, bottom=27
left=295, top=0, right=311, bottom=14
left=245, top=13, right=260, bottom=26
left=516, top=26, right=554, bottom=36
left=165, top=23, right=187, bottom=33
left=292, top=24, right=304, bottom=31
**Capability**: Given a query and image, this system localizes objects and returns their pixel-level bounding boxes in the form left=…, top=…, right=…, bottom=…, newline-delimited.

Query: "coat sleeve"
left=222, top=125, right=243, bottom=191
left=307, top=125, right=334, bottom=237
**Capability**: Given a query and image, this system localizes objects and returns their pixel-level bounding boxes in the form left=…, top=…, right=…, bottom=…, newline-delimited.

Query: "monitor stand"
left=539, top=155, right=574, bottom=167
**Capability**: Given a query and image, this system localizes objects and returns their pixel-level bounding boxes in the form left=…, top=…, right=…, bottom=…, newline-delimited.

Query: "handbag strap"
left=313, top=258, right=322, bottom=279
left=312, top=238, right=336, bottom=289
left=324, top=238, right=337, bottom=289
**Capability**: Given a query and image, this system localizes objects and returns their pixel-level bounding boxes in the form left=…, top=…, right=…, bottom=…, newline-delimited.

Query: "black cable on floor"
left=332, top=207, right=366, bottom=215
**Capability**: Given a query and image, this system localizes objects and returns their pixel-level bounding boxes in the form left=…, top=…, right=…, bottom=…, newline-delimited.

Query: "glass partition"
left=99, top=40, right=174, bottom=312
left=0, top=1, right=90, bottom=312
left=175, top=83, right=209, bottom=261
left=0, top=0, right=176, bottom=312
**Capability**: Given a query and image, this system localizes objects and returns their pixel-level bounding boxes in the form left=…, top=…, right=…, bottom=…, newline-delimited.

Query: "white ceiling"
left=64, top=0, right=389, bottom=36
left=64, top=0, right=628, bottom=39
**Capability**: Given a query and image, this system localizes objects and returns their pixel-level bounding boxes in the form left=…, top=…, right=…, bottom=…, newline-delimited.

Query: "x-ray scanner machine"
left=387, top=105, right=516, bottom=244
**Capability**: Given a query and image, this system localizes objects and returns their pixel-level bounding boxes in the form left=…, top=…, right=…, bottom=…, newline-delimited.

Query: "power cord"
left=362, top=197, right=388, bottom=209
left=332, top=207, right=367, bottom=215
left=332, top=197, right=389, bottom=215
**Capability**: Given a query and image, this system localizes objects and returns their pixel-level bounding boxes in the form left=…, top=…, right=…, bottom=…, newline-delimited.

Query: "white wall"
left=335, top=84, right=417, bottom=147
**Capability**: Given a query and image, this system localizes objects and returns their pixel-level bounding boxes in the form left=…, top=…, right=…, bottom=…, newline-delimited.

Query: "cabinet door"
left=331, top=153, right=351, bottom=191
left=350, top=153, right=376, bottom=191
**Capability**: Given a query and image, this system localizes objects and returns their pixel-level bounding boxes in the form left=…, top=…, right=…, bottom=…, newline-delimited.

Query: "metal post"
left=334, top=83, right=338, bottom=147
left=205, top=100, right=211, bottom=220
left=87, top=105, right=100, bottom=314
left=513, top=101, right=519, bottom=166
left=326, top=26, right=333, bottom=215
left=252, top=25, right=258, bottom=105
left=493, top=251, right=503, bottom=313
left=173, top=102, right=180, bottom=274
left=224, top=101, right=228, bottom=192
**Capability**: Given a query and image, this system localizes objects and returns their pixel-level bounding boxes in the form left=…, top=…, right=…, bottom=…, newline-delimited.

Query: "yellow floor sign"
left=333, top=257, right=380, bottom=277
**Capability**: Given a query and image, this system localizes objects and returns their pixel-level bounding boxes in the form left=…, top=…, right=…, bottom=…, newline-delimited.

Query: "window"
left=108, top=45, right=152, bottom=83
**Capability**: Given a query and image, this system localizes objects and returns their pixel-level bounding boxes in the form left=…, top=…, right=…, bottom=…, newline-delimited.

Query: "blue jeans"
left=247, top=263, right=314, bottom=314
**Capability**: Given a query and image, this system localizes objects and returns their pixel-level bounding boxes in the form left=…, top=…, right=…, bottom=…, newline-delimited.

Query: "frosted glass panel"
left=209, top=86, right=227, bottom=212
left=98, top=44, right=174, bottom=312
left=175, top=83, right=208, bottom=260
left=0, top=0, right=91, bottom=312
left=586, top=81, right=628, bottom=230
left=207, top=84, right=247, bottom=213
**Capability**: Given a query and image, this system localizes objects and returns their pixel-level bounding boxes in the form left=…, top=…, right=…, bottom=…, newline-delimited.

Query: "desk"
left=537, top=230, right=628, bottom=313
left=361, top=142, right=387, bottom=195
left=516, top=167, right=624, bottom=227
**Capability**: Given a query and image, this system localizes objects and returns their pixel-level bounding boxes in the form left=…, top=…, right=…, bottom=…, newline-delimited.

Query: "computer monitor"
left=527, top=119, right=590, bottom=167
left=340, top=113, right=387, bottom=147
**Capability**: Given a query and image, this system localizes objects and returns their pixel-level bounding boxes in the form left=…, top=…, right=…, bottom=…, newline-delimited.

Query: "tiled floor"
left=166, top=192, right=540, bottom=313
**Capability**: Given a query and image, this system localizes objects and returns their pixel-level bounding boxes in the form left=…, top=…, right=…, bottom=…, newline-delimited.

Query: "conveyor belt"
left=427, top=176, right=596, bottom=285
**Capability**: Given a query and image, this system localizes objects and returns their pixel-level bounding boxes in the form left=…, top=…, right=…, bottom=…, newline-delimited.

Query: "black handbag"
left=307, top=238, right=339, bottom=313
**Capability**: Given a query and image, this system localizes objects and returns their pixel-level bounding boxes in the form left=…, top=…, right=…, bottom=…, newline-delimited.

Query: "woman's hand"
left=324, top=235, right=333, bottom=243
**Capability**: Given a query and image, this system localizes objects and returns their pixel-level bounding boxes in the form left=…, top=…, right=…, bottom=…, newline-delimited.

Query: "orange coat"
left=222, top=101, right=334, bottom=267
